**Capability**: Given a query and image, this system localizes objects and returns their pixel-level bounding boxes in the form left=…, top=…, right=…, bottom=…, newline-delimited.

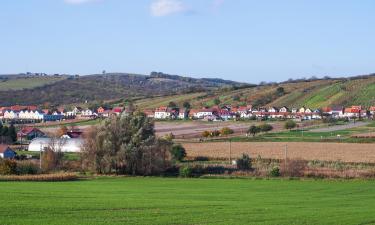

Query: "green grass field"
left=0, top=76, right=65, bottom=91
left=1, top=177, right=375, bottom=225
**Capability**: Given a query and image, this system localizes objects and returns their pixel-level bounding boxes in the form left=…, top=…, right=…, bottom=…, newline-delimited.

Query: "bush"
left=0, top=159, right=17, bottom=175
left=236, top=154, right=252, bottom=170
left=269, top=167, right=280, bottom=177
left=170, top=144, right=187, bottom=161
left=220, top=127, right=234, bottom=136
left=259, top=123, right=273, bottom=132
left=280, top=159, right=307, bottom=177
left=202, top=131, right=210, bottom=138
left=284, top=120, right=297, bottom=130
left=16, top=161, right=40, bottom=175
left=179, top=166, right=193, bottom=177
left=194, top=156, right=209, bottom=161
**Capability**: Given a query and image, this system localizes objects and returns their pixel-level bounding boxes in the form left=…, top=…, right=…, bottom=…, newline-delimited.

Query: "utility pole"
left=39, top=144, right=42, bottom=169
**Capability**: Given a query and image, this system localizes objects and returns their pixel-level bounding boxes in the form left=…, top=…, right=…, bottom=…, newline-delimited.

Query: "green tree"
left=168, top=101, right=177, bottom=108
left=7, top=124, right=17, bottom=143
left=213, top=98, right=221, bottom=105
left=259, top=123, right=273, bottom=133
left=284, top=120, right=297, bottom=130
left=248, top=125, right=261, bottom=137
left=220, top=127, right=234, bottom=136
left=183, top=101, right=191, bottom=109
left=81, top=112, right=172, bottom=175
left=236, top=154, right=252, bottom=170
left=170, top=144, right=186, bottom=161
left=276, top=87, right=285, bottom=96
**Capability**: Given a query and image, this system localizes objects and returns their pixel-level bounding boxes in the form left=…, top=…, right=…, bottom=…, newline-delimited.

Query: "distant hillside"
left=136, top=74, right=375, bottom=110
left=0, top=73, right=247, bottom=106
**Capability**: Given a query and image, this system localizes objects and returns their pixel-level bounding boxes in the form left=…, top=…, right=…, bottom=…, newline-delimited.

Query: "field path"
left=183, top=142, right=375, bottom=163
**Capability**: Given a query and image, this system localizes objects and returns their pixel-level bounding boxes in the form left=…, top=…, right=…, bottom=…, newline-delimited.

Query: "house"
left=268, top=107, right=278, bottom=113
left=298, top=107, right=306, bottom=114
left=331, top=106, right=344, bottom=118
left=370, top=106, right=375, bottom=115
left=219, top=109, right=232, bottom=120
left=193, top=108, right=214, bottom=119
left=97, top=107, right=106, bottom=114
left=279, top=106, right=289, bottom=113
left=154, top=107, right=172, bottom=119
left=3, top=110, right=19, bottom=119
left=81, top=109, right=96, bottom=117
left=17, top=127, right=45, bottom=140
left=112, top=107, right=123, bottom=115
left=0, top=145, right=16, bottom=159
left=291, top=108, right=298, bottom=114
left=178, top=109, right=189, bottom=119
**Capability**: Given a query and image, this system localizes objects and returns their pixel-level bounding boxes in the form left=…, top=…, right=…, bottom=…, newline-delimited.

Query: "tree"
left=248, top=125, right=261, bottom=137
left=81, top=112, right=172, bottom=175
left=213, top=98, right=221, bottom=106
left=168, top=101, right=177, bottom=108
left=284, top=120, right=297, bottom=130
left=170, top=144, right=186, bottom=161
left=202, top=131, right=210, bottom=138
left=236, top=154, right=252, bottom=170
left=259, top=123, right=273, bottom=133
left=220, top=127, right=234, bottom=136
left=276, top=87, right=285, bottom=96
left=7, top=124, right=17, bottom=143
left=183, top=101, right=191, bottom=109
left=58, top=125, right=68, bottom=137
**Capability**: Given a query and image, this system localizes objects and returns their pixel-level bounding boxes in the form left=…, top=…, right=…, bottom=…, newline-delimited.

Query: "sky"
left=0, top=0, right=374, bottom=83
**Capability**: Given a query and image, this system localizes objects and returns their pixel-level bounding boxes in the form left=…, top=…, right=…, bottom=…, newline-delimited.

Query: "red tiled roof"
left=0, top=145, right=12, bottom=153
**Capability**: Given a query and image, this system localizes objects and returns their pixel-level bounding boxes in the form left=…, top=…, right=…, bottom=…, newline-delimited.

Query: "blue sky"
left=0, top=0, right=374, bottom=83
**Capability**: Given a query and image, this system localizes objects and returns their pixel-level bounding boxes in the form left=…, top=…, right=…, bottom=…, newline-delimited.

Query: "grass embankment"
left=220, top=121, right=375, bottom=143
left=0, top=177, right=374, bottom=224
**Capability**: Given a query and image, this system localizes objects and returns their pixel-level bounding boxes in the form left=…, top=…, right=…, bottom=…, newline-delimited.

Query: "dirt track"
left=183, top=142, right=375, bottom=163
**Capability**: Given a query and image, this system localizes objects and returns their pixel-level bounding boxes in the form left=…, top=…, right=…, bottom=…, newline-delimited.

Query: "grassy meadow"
left=1, top=177, right=375, bottom=225
left=0, top=76, right=65, bottom=91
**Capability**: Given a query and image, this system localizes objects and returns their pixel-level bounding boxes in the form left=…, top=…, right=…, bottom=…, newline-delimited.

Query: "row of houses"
left=0, top=105, right=127, bottom=121
left=144, top=105, right=375, bottom=121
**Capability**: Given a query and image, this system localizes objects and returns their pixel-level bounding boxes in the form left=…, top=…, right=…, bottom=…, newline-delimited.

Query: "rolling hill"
left=0, top=73, right=247, bottom=106
left=1, top=72, right=375, bottom=109
left=135, top=74, right=375, bottom=110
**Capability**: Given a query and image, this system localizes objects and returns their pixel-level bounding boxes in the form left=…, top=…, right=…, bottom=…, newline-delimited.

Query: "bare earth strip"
left=183, top=142, right=375, bottom=163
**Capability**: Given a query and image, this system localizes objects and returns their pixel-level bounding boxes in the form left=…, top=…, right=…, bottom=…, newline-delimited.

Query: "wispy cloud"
left=212, top=0, right=225, bottom=10
left=63, top=0, right=100, bottom=5
left=150, top=0, right=189, bottom=17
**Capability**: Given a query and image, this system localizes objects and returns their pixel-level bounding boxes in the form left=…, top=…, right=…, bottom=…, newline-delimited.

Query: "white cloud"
left=150, top=0, right=188, bottom=17
left=64, top=0, right=100, bottom=5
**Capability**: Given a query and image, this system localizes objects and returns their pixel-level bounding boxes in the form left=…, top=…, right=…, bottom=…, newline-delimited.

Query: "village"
left=1, top=104, right=375, bottom=124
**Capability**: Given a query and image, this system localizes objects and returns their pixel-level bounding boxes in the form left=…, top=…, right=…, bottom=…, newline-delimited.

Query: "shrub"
left=0, top=173, right=78, bottom=182
left=248, top=125, right=261, bottom=136
left=269, top=167, right=280, bottom=177
left=284, top=120, right=297, bottom=130
left=236, top=154, right=252, bottom=170
left=280, top=159, right=307, bottom=177
left=211, top=130, right=221, bottom=137
left=170, top=144, right=187, bottom=161
left=0, top=159, right=17, bottom=175
left=220, top=127, right=234, bottom=136
left=259, top=123, right=273, bottom=133
left=194, top=156, right=209, bottom=161
left=202, top=131, right=210, bottom=138
left=179, top=166, right=193, bottom=177
left=16, top=161, right=40, bottom=175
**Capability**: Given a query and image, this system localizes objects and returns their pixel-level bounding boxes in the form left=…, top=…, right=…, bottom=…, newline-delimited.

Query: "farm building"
left=0, top=145, right=16, bottom=159
left=28, top=138, right=84, bottom=152
left=17, top=127, right=45, bottom=140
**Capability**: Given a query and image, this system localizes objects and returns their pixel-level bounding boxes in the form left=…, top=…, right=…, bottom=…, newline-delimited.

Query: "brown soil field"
left=182, top=142, right=375, bottom=163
